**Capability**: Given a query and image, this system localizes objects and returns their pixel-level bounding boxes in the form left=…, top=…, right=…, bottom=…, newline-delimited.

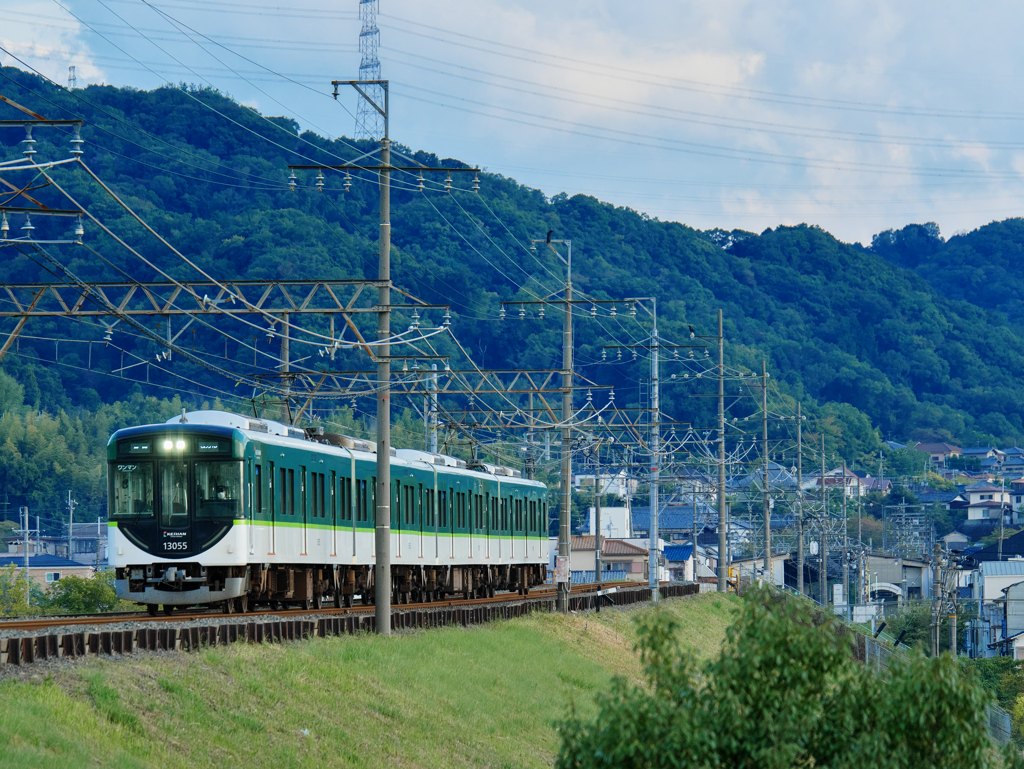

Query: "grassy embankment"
left=0, top=593, right=739, bottom=768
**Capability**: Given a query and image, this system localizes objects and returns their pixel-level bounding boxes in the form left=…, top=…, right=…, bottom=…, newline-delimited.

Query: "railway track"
left=0, top=581, right=612, bottom=633
left=0, top=582, right=699, bottom=667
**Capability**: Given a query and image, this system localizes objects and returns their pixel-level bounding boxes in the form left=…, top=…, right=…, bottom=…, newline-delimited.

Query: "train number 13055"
left=163, top=541, right=188, bottom=551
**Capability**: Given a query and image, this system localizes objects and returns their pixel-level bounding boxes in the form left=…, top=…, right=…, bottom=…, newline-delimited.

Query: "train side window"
left=300, top=467, right=307, bottom=519
left=254, top=464, right=262, bottom=512
left=329, top=471, right=335, bottom=522
left=268, top=461, right=275, bottom=518
left=309, top=468, right=317, bottom=518
left=425, top=488, right=433, bottom=527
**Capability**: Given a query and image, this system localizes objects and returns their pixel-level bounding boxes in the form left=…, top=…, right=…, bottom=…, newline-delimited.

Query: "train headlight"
left=163, top=440, right=173, bottom=450
left=176, top=440, right=185, bottom=450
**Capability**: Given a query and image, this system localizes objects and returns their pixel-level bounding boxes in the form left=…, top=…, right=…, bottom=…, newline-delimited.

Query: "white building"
left=967, top=559, right=1024, bottom=658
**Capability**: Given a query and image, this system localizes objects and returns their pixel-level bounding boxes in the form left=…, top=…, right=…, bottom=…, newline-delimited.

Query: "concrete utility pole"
left=796, top=402, right=804, bottom=595
left=67, top=490, right=77, bottom=563
left=717, top=310, right=728, bottom=593
left=560, top=240, right=574, bottom=612
left=821, top=435, right=827, bottom=607
left=595, top=443, right=602, bottom=583
left=842, top=459, right=849, bottom=618
left=762, top=361, right=771, bottom=585
left=649, top=306, right=660, bottom=601
left=999, top=477, right=1006, bottom=561
left=20, top=506, right=29, bottom=594
left=931, top=542, right=941, bottom=656
left=375, top=125, right=392, bottom=633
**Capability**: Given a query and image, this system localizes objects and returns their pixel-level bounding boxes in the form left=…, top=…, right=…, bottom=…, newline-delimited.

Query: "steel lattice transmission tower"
left=355, top=0, right=385, bottom=140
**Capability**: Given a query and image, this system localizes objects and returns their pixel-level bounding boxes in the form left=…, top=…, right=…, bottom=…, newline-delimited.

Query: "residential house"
left=663, top=544, right=693, bottom=582
left=941, top=531, right=971, bottom=550
left=4, top=521, right=108, bottom=567
left=917, top=488, right=966, bottom=511
left=0, top=554, right=94, bottom=589
left=970, top=530, right=1024, bottom=563
left=730, top=553, right=789, bottom=588
left=967, top=560, right=1024, bottom=658
left=964, top=483, right=1010, bottom=523
left=568, top=535, right=651, bottom=582
left=802, top=466, right=865, bottom=498
left=963, top=447, right=1007, bottom=463
left=572, top=470, right=636, bottom=499
left=584, top=507, right=631, bottom=539
left=914, top=442, right=962, bottom=467
left=1000, top=580, right=1024, bottom=659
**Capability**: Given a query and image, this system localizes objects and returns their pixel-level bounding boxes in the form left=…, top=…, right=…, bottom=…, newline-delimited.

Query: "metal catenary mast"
left=355, top=0, right=385, bottom=140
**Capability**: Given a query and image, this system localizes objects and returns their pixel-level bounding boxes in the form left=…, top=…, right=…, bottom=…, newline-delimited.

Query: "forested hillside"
left=3, top=63, right=1024, bottom=514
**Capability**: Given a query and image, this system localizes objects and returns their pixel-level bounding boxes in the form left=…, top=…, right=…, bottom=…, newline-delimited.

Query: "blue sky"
left=3, top=0, right=1024, bottom=244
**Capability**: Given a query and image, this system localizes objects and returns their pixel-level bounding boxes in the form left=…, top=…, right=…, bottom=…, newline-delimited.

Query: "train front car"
left=108, top=417, right=249, bottom=615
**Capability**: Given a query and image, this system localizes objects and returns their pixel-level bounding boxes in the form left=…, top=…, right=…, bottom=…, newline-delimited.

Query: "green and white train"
left=108, top=411, right=549, bottom=614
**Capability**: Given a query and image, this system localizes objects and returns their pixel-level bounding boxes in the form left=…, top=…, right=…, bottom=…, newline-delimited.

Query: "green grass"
left=0, top=592, right=740, bottom=768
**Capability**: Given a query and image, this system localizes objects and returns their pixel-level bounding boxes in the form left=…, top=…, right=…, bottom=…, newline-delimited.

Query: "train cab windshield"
left=110, top=435, right=241, bottom=523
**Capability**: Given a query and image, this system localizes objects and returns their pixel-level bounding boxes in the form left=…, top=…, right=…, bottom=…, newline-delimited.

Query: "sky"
left=3, top=0, right=1024, bottom=244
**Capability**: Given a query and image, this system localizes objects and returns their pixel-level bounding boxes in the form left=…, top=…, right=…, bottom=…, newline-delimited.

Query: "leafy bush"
left=42, top=570, right=131, bottom=614
left=557, top=587, right=1020, bottom=768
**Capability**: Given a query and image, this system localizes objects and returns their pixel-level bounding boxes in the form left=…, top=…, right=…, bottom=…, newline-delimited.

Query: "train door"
left=300, top=465, right=308, bottom=555
left=247, top=458, right=255, bottom=556
left=268, top=460, right=276, bottom=555
left=158, top=456, right=191, bottom=556
left=418, top=482, right=424, bottom=559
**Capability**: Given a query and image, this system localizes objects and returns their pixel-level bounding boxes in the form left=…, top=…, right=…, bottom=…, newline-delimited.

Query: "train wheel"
left=344, top=594, right=353, bottom=608
left=147, top=604, right=158, bottom=617
left=313, top=592, right=323, bottom=610
left=162, top=604, right=174, bottom=616
left=333, top=590, right=342, bottom=609
left=235, top=594, right=249, bottom=613
left=222, top=600, right=234, bottom=614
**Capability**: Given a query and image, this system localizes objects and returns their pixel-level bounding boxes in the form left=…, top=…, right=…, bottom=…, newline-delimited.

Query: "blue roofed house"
left=0, top=554, right=94, bottom=589
left=663, top=544, right=694, bottom=582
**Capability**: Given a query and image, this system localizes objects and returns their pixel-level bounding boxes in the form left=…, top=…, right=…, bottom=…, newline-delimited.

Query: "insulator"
left=344, top=170, right=352, bottom=192
left=590, top=304, right=597, bottom=318
left=103, top=327, right=113, bottom=342
left=288, top=171, right=297, bottom=191
left=629, top=303, right=636, bottom=318
left=586, top=390, right=593, bottom=405
left=601, top=349, right=607, bottom=361
left=499, top=307, right=506, bottom=321
left=610, top=304, right=616, bottom=317
left=1, top=213, right=8, bottom=239
left=689, top=350, right=694, bottom=359
left=632, top=349, right=637, bottom=361
left=538, top=306, right=545, bottom=319
left=22, top=126, right=36, bottom=160
left=69, top=124, right=84, bottom=157
left=417, top=172, right=425, bottom=192
left=350, top=398, right=357, bottom=409
left=315, top=170, right=324, bottom=191
left=530, top=242, right=537, bottom=253
left=74, top=216, right=84, bottom=238
left=616, top=349, right=622, bottom=361
left=673, top=350, right=679, bottom=360
left=519, top=305, right=525, bottom=320
left=411, top=309, right=420, bottom=329
left=609, top=388, right=615, bottom=403
left=403, top=360, right=408, bottom=372
left=21, top=215, right=34, bottom=235
left=442, top=310, right=451, bottom=328
left=444, top=361, right=450, bottom=372
left=318, top=349, right=324, bottom=357
left=472, top=172, right=480, bottom=193
left=705, top=348, right=710, bottom=357
left=445, top=172, right=452, bottom=193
